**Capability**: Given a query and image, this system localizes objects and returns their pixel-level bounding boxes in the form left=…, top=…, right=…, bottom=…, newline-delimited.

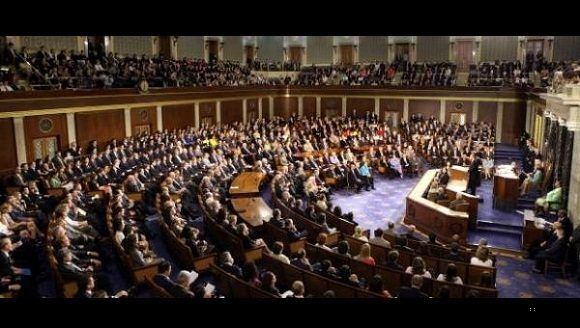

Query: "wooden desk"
left=493, top=173, right=519, bottom=211
left=230, top=197, right=273, bottom=227
left=447, top=165, right=469, bottom=192
left=405, top=169, right=469, bottom=244
left=522, top=214, right=547, bottom=251
left=444, top=166, right=479, bottom=229
left=229, top=172, right=265, bottom=197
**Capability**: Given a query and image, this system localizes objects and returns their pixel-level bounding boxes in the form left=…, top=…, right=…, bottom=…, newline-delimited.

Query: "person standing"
left=466, top=154, right=482, bottom=196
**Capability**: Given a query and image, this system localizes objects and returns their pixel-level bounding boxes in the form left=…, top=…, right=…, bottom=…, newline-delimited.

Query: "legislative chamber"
left=0, top=34, right=580, bottom=302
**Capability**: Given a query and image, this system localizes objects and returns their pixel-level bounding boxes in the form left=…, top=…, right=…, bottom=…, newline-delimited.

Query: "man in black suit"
left=218, top=251, right=243, bottom=278
left=346, top=162, right=363, bottom=192
left=533, top=226, right=568, bottom=273
left=398, top=274, right=429, bottom=298
left=466, top=153, right=482, bottom=196
left=153, top=260, right=182, bottom=297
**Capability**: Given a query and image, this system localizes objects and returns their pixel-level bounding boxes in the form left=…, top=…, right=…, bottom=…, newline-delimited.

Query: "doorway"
left=289, top=46, right=303, bottom=65
left=456, top=40, right=474, bottom=72
left=526, top=39, right=544, bottom=66
left=245, top=45, right=255, bottom=66
left=134, top=124, right=151, bottom=136
left=158, top=36, right=172, bottom=59
left=32, top=136, right=59, bottom=161
left=395, top=43, right=410, bottom=62
left=207, top=40, right=219, bottom=62
left=339, top=45, right=355, bottom=65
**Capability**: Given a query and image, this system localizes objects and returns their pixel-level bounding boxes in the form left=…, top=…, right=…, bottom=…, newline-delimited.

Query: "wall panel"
left=359, top=36, right=388, bottom=62
left=408, top=100, right=440, bottom=118
left=130, top=106, right=157, bottom=134
left=162, top=104, right=196, bottom=131
left=114, top=36, right=152, bottom=57
left=481, top=36, right=518, bottom=61
left=75, top=109, right=125, bottom=151
left=417, top=36, right=449, bottom=62
left=221, top=100, right=243, bottom=124
left=307, top=36, right=333, bottom=64
left=0, top=118, right=17, bottom=173
left=177, top=36, right=204, bottom=59
left=23, top=114, right=68, bottom=162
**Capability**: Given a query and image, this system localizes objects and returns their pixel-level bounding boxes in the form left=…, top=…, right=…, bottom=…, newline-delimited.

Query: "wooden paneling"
left=321, top=97, right=342, bottom=117
left=130, top=106, right=157, bottom=134
left=445, top=101, right=473, bottom=124
left=24, top=114, right=68, bottom=162
left=502, top=102, right=526, bottom=145
left=273, top=97, right=298, bottom=118
left=221, top=100, right=243, bottom=124
left=200, top=102, right=216, bottom=125
left=75, top=109, right=125, bottom=151
left=162, top=104, right=195, bottom=131
left=346, top=98, right=374, bottom=117
left=303, top=97, right=316, bottom=117
left=478, top=101, right=498, bottom=125
left=379, top=99, right=404, bottom=120
left=246, top=99, right=259, bottom=121
left=408, top=99, right=440, bottom=119
left=261, top=98, right=270, bottom=118
left=0, top=118, right=17, bottom=173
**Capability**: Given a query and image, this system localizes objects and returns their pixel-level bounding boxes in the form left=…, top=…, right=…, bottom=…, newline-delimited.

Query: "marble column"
left=258, top=98, right=263, bottom=119
left=242, top=99, right=248, bottom=123
left=124, top=107, right=132, bottom=137
left=13, top=117, right=26, bottom=164
left=403, top=99, right=409, bottom=122
left=156, top=105, right=163, bottom=132
left=342, top=96, right=347, bottom=117
left=439, top=99, right=446, bottom=123
left=472, top=101, right=479, bottom=123
left=216, top=101, right=222, bottom=126
left=66, top=113, right=76, bottom=147
left=194, top=102, right=200, bottom=129
left=298, top=96, right=304, bottom=117
left=496, top=102, right=504, bottom=143
left=316, top=97, right=321, bottom=117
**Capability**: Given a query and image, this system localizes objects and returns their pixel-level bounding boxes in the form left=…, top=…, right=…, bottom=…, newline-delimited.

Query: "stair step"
left=475, top=225, right=522, bottom=235
left=477, top=219, right=523, bottom=229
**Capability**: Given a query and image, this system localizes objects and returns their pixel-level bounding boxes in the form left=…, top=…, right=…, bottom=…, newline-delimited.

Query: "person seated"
left=435, top=187, right=448, bottom=202
left=405, top=256, right=432, bottom=279
left=241, top=261, right=261, bottom=287
left=260, top=271, right=281, bottom=296
left=426, top=180, right=439, bottom=201
left=354, top=243, right=376, bottom=266
left=219, top=251, right=243, bottom=278
left=237, top=223, right=265, bottom=249
left=357, top=160, right=375, bottom=190
left=449, top=193, right=469, bottom=211
left=352, top=226, right=368, bottom=242
left=335, top=240, right=351, bottom=258
left=520, top=161, right=544, bottom=196
left=398, top=274, right=428, bottom=298
left=446, top=242, right=463, bottom=262
left=173, top=270, right=196, bottom=298
left=533, top=226, right=568, bottom=273
left=369, top=228, right=391, bottom=249
left=438, top=167, right=450, bottom=186
left=437, top=263, right=463, bottom=285
left=368, top=274, right=392, bottom=298
left=313, top=259, right=339, bottom=279
left=471, top=245, right=493, bottom=267
left=270, top=242, right=290, bottom=264
left=283, top=280, right=306, bottom=298
left=405, top=225, right=421, bottom=241
left=291, top=248, right=313, bottom=271
left=315, top=232, right=332, bottom=251
left=385, top=250, right=403, bottom=271
left=535, top=181, right=562, bottom=215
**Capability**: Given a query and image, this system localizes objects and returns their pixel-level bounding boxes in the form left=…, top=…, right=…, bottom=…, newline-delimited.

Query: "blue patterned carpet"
left=330, top=174, right=580, bottom=298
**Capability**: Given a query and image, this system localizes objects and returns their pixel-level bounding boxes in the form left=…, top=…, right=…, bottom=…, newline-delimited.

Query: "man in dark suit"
left=153, top=260, right=182, bottom=297
left=398, top=274, right=429, bottom=298
left=533, top=227, right=568, bottom=273
left=346, top=162, right=363, bottom=192
left=466, top=154, right=482, bottom=196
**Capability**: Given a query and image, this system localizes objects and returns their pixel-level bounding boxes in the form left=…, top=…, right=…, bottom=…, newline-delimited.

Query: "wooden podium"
left=493, top=169, right=519, bottom=211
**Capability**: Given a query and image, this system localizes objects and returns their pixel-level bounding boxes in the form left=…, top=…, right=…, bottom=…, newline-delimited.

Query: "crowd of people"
left=4, top=41, right=580, bottom=92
